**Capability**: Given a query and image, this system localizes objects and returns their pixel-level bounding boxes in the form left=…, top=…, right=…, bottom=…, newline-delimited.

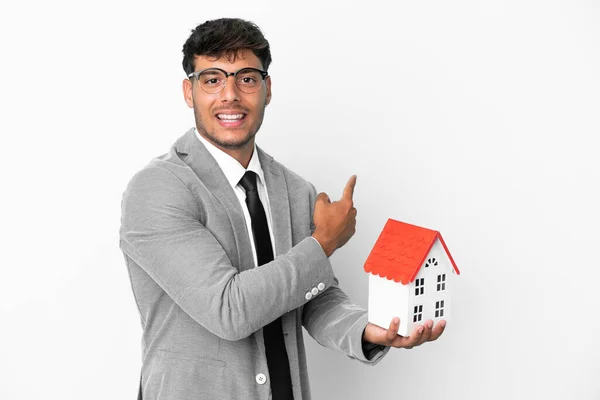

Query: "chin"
left=211, top=130, right=256, bottom=150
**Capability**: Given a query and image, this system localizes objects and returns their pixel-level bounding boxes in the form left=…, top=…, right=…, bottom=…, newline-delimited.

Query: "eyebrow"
left=199, top=69, right=223, bottom=76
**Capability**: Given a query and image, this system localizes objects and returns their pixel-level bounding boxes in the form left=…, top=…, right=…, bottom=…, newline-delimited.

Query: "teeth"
left=217, top=113, right=244, bottom=120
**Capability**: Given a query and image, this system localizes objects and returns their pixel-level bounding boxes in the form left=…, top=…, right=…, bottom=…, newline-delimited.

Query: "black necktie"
left=239, top=171, right=294, bottom=400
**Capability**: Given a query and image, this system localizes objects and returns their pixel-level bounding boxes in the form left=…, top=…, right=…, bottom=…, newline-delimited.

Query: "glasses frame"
left=187, top=67, right=269, bottom=94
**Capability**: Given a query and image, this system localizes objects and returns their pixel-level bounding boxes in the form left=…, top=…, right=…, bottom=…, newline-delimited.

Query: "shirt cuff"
left=349, top=315, right=390, bottom=365
left=309, top=236, right=325, bottom=254
left=362, top=341, right=387, bottom=361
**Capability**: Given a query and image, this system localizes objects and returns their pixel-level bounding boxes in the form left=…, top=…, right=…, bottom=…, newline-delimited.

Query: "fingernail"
left=417, top=327, right=423, bottom=334
left=394, top=317, right=399, bottom=324
left=427, top=321, right=433, bottom=329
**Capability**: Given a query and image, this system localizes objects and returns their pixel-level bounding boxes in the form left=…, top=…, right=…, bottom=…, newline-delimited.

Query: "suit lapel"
left=174, top=128, right=255, bottom=272
left=172, top=129, right=293, bottom=270
left=257, top=147, right=293, bottom=256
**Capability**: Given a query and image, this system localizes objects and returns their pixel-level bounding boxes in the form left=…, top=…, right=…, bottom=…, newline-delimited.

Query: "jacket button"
left=311, top=287, right=318, bottom=296
left=256, top=373, right=267, bottom=385
left=317, top=282, right=325, bottom=291
left=305, top=291, right=313, bottom=300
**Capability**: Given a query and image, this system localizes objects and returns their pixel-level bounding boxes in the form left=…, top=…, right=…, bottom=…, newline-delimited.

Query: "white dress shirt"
left=195, top=128, right=276, bottom=267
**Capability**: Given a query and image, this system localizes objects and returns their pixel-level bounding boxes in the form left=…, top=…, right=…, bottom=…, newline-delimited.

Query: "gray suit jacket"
left=120, top=128, right=386, bottom=400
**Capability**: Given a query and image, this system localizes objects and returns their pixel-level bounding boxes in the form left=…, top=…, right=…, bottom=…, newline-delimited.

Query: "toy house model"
left=364, top=219, right=460, bottom=337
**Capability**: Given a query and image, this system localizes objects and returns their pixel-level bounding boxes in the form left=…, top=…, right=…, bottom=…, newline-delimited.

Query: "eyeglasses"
left=188, top=67, right=269, bottom=94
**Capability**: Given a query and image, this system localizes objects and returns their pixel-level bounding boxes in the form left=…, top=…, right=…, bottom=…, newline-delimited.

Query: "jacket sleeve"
left=301, top=183, right=389, bottom=365
left=119, top=165, right=335, bottom=341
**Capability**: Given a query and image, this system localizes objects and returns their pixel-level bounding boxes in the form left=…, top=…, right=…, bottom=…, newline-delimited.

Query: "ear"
left=265, top=75, right=272, bottom=106
left=183, top=78, right=194, bottom=108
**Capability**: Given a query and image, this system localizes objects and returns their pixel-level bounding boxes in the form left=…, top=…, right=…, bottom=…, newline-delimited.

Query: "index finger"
left=342, top=175, right=357, bottom=202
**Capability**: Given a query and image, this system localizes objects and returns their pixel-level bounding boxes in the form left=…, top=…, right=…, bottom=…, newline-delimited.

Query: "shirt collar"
left=194, top=127, right=265, bottom=189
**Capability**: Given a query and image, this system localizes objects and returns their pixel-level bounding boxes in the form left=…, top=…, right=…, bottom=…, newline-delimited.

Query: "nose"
left=219, top=75, right=241, bottom=103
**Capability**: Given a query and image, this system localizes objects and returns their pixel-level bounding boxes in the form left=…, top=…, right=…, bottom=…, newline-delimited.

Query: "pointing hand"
left=312, top=175, right=358, bottom=257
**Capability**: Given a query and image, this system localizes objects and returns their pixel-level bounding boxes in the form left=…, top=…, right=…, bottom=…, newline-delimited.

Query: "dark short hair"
left=182, top=18, right=272, bottom=76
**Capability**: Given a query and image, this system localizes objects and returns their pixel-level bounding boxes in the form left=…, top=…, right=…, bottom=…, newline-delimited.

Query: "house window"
left=435, top=300, right=445, bottom=318
left=413, top=305, right=423, bottom=323
left=414, top=278, right=424, bottom=296
left=425, top=257, right=439, bottom=268
left=437, top=274, right=446, bottom=291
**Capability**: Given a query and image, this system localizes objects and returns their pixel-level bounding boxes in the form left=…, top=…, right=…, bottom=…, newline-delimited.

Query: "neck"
left=224, top=146, right=253, bottom=169
left=200, top=132, right=255, bottom=168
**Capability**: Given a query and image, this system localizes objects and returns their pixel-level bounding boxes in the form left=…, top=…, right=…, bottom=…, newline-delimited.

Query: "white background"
left=1, top=1, right=599, bottom=399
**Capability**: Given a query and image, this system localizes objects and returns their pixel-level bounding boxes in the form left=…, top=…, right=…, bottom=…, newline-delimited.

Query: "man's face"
left=183, top=49, right=272, bottom=151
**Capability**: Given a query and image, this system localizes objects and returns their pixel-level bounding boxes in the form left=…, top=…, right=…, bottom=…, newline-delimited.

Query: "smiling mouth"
left=216, top=113, right=247, bottom=121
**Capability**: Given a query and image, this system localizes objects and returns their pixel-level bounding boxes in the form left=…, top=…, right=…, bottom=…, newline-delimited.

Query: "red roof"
left=364, top=219, right=460, bottom=284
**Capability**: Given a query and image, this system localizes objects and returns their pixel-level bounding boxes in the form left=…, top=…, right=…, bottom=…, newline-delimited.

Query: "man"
left=120, top=18, right=445, bottom=400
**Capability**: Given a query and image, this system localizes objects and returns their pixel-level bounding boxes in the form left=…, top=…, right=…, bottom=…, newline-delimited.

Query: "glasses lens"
left=198, top=69, right=227, bottom=94
left=235, top=68, right=264, bottom=94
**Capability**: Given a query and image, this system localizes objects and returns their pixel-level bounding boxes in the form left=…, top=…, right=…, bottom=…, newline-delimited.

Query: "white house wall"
left=368, top=273, right=409, bottom=334
left=407, top=238, right=454, bottom=335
